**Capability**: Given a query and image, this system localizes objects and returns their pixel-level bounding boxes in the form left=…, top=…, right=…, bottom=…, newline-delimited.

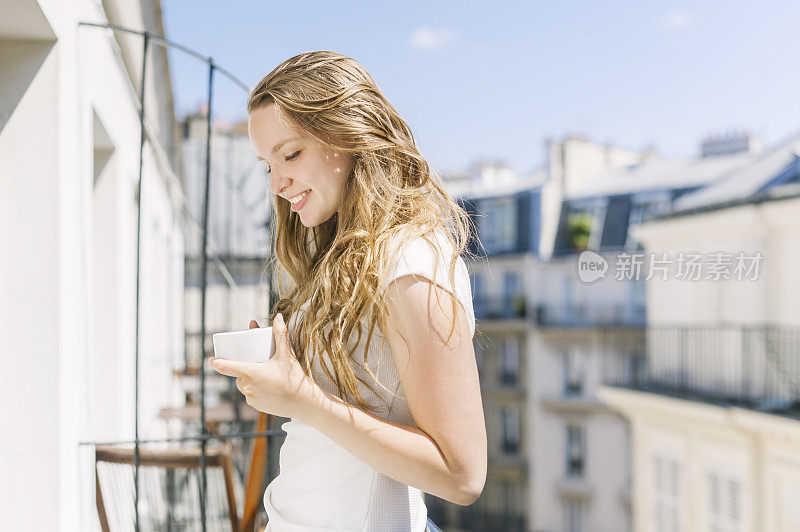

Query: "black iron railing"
left=459, top=506, right=526, bottom=532
left=602, top=325, right=800, bottom=418
left=474, top=295, right=528, bottom=320
left=76, top=21, right=275, bottom=532
left=536, top=303, right=646, bottom=328
left=426, top=493, right=526, bottom=532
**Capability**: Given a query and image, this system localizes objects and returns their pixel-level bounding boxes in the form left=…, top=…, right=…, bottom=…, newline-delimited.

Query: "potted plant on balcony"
left=567, top=213, right=592, bottom=252
left=510, top=294, right=526, bottom=317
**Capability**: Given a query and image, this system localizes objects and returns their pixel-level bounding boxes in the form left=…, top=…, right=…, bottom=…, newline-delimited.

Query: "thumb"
left=209, top=357, right=250, bottom=378
left=273, top=313, right=289, bottom=348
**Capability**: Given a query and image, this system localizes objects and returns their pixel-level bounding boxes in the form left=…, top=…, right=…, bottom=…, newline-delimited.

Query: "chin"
left=297, top=211, right=326, bottom=228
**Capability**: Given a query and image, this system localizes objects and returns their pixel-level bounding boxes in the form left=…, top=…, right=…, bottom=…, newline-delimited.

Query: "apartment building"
left=180, top=113, right=272, bottom=377
left=529, top=133, right=769, bottom=532
left=427, top=134, right=768, bottom=531
left=423, top=163, right=541, bottom=532
left=599, top=133, right=800, bottom=531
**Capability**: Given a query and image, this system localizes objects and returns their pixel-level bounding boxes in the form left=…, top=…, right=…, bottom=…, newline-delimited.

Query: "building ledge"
left=475, top=317, right=529, bottom=331
left=598, top=385, right=800, bottom=444
left=488, top=454, right=528, bottom=476
left=540, top=394, right=614, bottom=415
left=481, top=385, right=526, bottom=399
left=555, top=477, right=592, bottom=499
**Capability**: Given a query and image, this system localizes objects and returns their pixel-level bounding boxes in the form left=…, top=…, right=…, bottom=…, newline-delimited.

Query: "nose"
left=269, top=171, right=291, bottom=198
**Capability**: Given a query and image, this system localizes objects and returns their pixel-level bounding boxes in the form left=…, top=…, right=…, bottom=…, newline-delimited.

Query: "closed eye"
left=261, top=150, right=300, bottom=175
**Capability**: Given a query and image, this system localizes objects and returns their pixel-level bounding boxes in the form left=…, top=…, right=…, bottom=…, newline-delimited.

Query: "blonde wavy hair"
left=250, top=50, right=480, bottom=413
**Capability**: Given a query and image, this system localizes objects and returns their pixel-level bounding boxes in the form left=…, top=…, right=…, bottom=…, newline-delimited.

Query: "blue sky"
left=161, top=0, right=800, bottom=175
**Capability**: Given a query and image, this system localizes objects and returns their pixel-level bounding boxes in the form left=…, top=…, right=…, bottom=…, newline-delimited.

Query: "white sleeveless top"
left=263, top=230, right=476, bottom=531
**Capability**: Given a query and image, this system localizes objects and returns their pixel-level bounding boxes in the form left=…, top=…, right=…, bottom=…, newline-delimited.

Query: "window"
left=654, top=455, right=681, bottom=532
left=587, top=203, right=607, bottom=250
left=500, top=337, right=520, bottom=386
left=566, top=425, right=585, bottom=477
left=707, top=471, right=742, bottom=532
left=480, top=197, right=517, bottom=251
left=503, top=271, right=521, bottom=300
left=628, top=196, right=671, bottom=247
left=563, top=499, right=584, bottom=532
left=501, top=405, right=520, bottom=454
left=563, top=349, right=585, bottom=395
left=503, top=271, right=523, bottom=317
left=501, top=480, right=518, bottom=518
left=563, top=275, right=585, bottom=320
left=567, top=200, right=607, bottom=251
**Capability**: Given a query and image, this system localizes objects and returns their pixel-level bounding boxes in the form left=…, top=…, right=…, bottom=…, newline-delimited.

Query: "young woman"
left=210, top=50, right=487, bottom=532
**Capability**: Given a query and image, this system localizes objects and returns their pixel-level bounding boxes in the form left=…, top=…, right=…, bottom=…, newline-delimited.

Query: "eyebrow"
left=256, top=137, right=302, bottom=161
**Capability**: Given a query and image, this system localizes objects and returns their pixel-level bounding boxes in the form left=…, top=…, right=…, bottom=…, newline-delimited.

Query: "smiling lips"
left=289, top=189, right=310, bottom=212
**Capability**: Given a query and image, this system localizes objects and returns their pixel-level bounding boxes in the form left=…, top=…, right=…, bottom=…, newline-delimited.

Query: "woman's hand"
left=209, top=314, right=321, bottom=420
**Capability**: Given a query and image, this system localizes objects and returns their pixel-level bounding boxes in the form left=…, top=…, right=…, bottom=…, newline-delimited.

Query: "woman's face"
left=249, top=102, right=355, bottom=227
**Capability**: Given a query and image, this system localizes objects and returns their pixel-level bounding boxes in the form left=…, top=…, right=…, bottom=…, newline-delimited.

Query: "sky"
left=161, top=0, right=800, bottom=176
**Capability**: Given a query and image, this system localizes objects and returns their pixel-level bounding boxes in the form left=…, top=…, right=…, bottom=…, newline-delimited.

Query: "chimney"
left=700, top=130, right=762, bottom=158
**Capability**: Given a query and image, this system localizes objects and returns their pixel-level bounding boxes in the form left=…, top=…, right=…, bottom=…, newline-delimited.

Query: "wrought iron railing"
left=425, top=492, right=527, bottom=532
left=602, top=325, right=800, bottom=418
left=76, top=21, right=279, bottom=532
left=536, top=303, right=646, bottom=328
left=459, top=506, right=526, bottom=532
left=474, top=295, right=528, bottom=320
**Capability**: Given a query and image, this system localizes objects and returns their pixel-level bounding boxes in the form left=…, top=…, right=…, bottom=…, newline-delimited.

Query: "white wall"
left=600, top=191, right=800, bottom=531
left=529, top=329, right=632, bottom=532
left=0, top=5, right=60, bottom=526
left=632, top=197, right=800, bottom=326
left=0, top=1, right=186, bottom=530
left=601, top=387, right=800, bottom=532
left=536, top=252, right=646, bottom=319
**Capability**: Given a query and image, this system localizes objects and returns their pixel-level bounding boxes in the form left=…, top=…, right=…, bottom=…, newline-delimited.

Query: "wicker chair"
left=95, top=442, right=239, bottom=531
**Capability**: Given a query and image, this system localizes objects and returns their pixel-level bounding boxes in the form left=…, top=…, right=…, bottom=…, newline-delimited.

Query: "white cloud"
left=660, top=11, right=692, bottom=31
left=409, top=27, right=458, bottom=51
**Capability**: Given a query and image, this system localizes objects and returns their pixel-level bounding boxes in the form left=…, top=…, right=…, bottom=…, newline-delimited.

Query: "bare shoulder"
left=382, top=273, right=486, bottom=485
left=383, top=274, right=471, bottom=361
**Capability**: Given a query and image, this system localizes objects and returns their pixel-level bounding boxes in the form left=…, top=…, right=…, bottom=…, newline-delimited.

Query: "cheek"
left=333, top=155, right=354, bottom=180
left=322, top=157, right=349, bottom=184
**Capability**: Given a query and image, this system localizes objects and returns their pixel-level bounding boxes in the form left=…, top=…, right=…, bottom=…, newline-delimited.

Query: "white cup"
left=212, top=326, right=276, bottom=363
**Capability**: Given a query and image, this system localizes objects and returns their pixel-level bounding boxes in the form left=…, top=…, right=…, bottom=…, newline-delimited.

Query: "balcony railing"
left=602, top=325, right=800, bottom=418
left=459, top=507, right=526, bottom=532
left=473, top=297, right=648, bottom=328
left=474, top=295, right=528, bottom=320
left=536, top=303, right=646, bottom=328
left=425, top=495, right=526, bottom=532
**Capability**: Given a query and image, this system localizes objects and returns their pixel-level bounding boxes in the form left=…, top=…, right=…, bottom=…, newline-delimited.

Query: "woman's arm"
left=300, top=276, right=487, bottom=506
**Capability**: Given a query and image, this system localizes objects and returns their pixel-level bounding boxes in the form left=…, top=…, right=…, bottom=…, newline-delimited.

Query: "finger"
left=209, top=357, right=247, bottom=378
left=249, top=320, right=259, bottom=329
